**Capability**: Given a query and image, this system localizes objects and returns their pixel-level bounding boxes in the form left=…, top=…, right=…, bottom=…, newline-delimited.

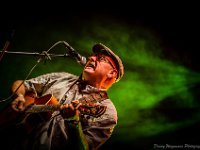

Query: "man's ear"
left=107, top=70, right=117, bottom=79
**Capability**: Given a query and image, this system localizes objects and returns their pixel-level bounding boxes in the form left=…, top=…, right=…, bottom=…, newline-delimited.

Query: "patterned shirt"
left=16, top=72, right=118, bottom=150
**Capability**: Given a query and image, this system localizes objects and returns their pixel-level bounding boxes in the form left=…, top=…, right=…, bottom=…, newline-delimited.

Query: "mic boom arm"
left=0, top=41, right=87, bottom=65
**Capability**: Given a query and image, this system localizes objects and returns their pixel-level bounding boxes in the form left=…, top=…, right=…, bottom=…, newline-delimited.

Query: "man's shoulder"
left=35, top=72, right=79, bottom=80
left=49, top=72, right=77, bottom=77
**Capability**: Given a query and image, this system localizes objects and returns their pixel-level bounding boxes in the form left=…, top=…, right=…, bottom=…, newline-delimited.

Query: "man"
left=0, top=43, right=124, bottom=150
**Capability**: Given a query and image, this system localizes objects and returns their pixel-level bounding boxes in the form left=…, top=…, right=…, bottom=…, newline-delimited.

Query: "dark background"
left=1, top=1, right=200, bottom=150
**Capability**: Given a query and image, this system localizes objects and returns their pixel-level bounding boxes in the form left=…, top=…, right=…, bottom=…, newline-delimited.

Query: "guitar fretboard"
left=25, top=103, right=107, bottom=118
left=26, top=104, right=61, bottom=113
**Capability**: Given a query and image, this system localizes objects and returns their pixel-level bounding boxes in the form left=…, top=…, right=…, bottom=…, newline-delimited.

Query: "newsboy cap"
left=92, top=43, right=124, bottom=82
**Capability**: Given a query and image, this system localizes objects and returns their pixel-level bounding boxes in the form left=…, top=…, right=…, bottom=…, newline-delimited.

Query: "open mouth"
left=85, top=61, right=96, bottom=70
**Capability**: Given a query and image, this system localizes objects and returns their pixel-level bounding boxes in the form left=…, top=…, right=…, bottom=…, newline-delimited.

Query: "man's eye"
left=99, top=56, right=103, bottom=60
left=99, top=57, right=105, bottom=61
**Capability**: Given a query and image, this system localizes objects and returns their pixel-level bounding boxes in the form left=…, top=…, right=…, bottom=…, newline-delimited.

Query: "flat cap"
left=92, top=43, right=124, bottom=82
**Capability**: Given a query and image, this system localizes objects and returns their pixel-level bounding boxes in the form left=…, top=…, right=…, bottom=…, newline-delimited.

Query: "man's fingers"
left=61, top=103, right=77, bottom=110
left=11, top=96, right=26, bottom=112
left=75, top=103, right=82, bottom=109
left=60, top=102, right=81, bottom=119
left=68, top=104, right=74, bottom=110
left=18, top=101, right=25, bottom=111
left=11, top=102, right=20, bottom=112
left=71, top=100, right=82, bottom=110
left=71, top=100, right=79, bottom=103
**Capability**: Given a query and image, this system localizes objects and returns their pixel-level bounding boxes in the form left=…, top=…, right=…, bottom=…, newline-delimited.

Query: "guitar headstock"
left=78, top=104, right=107, bottom=118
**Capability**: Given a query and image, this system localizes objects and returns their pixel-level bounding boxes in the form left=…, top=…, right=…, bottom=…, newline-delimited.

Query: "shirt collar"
left=82, top=84, right=107, bottom=93
left=76, top=77, right=107, bottom=93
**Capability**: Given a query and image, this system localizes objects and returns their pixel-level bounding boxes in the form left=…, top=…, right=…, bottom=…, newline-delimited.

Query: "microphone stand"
left=0, top=41, right=76, bottom=61
left=0, top=50, right=70, bottom=60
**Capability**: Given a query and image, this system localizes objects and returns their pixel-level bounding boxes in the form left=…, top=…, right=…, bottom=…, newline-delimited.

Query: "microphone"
left=62, top=41, right=87, bottom=65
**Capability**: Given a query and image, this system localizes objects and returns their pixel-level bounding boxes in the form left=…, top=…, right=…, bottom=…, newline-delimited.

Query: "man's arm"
left=11, top=80, right=26, bottom=96
left=10, top=80, right=26, bottom=112
left=65, top=115, right=89, bottom=150
left=0, top=80, right=26, bottom=127
left=60, top=103, right=89, bottom=150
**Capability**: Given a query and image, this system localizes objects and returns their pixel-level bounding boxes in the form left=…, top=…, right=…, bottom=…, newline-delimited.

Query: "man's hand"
left=11, top=94, right=26, bottom=112
left=60, top=100, right=82, bottom=120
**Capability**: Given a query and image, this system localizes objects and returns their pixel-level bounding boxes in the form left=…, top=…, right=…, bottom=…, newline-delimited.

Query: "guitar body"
left=24, top=94, right=59, bottom=120
left=20, top=94, right=60, bottom=133
left=0, top=94, right=58, bottom=133
left=0, top=103, right=20, bottom=128
left=0, top=93, right=107, bottom=133
left=24, top=93, right=58, bottom=106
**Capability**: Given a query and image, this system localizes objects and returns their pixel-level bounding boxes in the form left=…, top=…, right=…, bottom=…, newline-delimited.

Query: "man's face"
left=82, top=53, right=117, bottom=86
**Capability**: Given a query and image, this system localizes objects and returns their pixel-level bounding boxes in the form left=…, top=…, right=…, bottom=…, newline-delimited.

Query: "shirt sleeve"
left=23, top=72, right=74, bottom=95
left=81, top=99, right=118, bottom=150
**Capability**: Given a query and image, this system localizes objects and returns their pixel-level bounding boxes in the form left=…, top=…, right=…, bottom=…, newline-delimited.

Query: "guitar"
left=24, top=94, right=107, bottom=118
left=0, top=94, right=107, bottom=131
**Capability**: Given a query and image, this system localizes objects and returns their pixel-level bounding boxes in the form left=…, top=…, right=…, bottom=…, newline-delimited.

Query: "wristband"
left=65, top=120, right=80, bottom=128
left=64, top=116, right=80, bottom=127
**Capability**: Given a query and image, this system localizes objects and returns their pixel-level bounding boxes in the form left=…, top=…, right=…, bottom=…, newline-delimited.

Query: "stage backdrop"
left=0, top=14, right=200, bottom=149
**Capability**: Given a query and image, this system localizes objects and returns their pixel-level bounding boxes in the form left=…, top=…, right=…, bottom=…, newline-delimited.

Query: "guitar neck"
left=26, top=104, right=61, bottom=113
left=24, top=94, right=107, bottom=118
